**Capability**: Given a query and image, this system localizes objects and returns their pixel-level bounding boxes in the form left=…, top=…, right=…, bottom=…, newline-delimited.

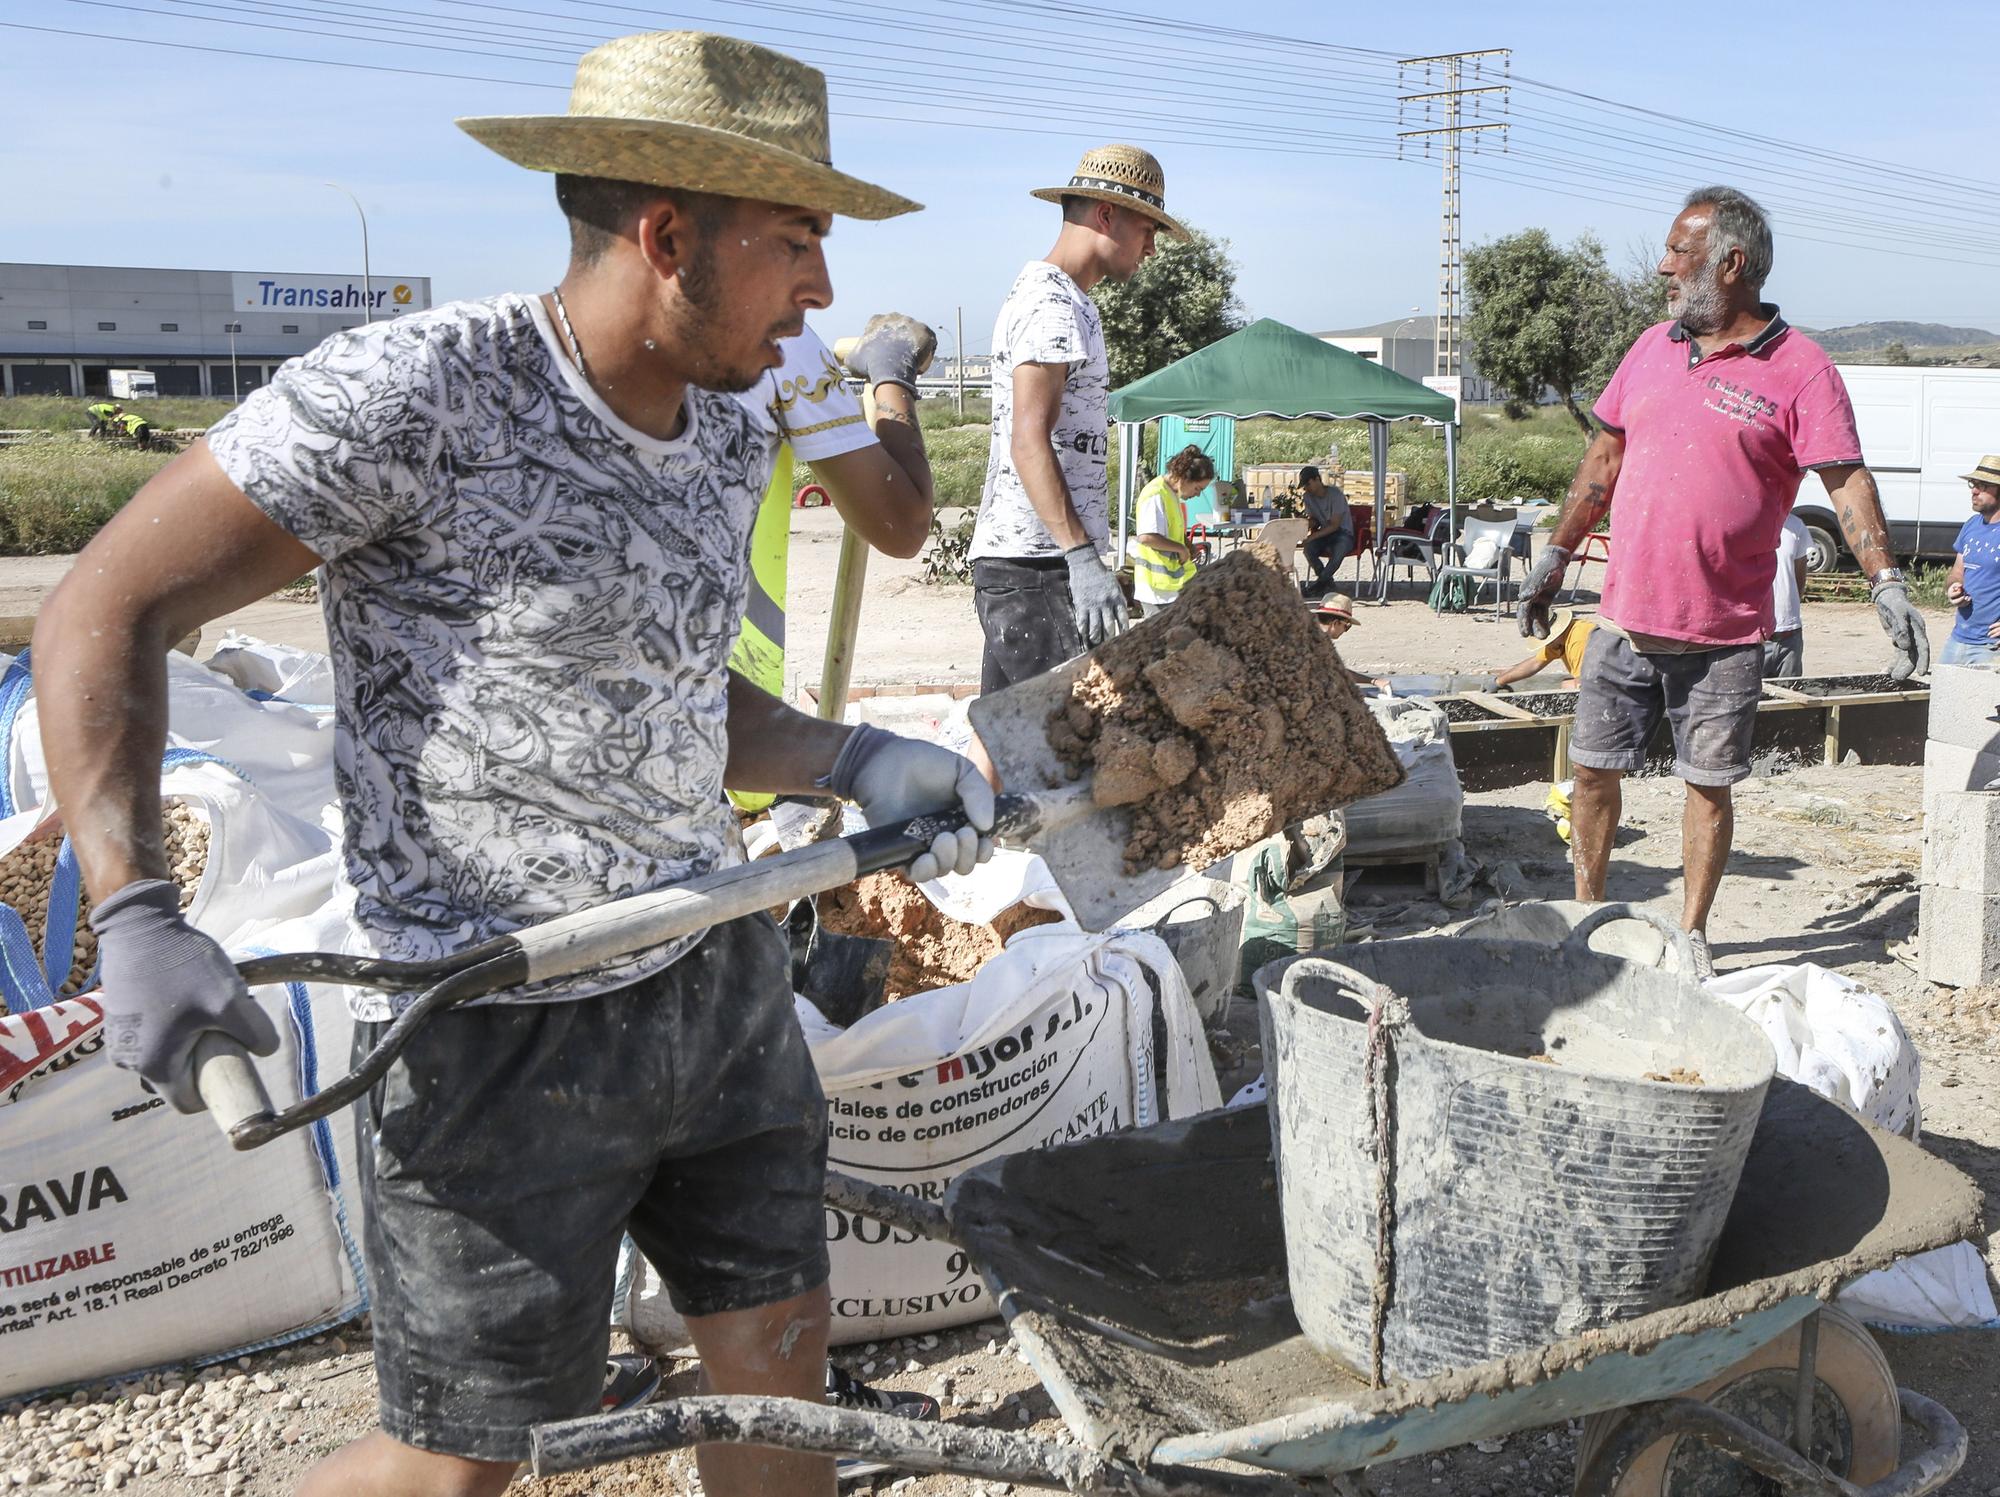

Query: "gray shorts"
left=1569, top=629, right=1763, bottom=787
left=357, top=914, right=829, bottom=1462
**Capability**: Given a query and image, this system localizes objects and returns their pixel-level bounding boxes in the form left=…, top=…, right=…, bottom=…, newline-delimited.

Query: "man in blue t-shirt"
left=1943, top=455, right=2000, bottom=667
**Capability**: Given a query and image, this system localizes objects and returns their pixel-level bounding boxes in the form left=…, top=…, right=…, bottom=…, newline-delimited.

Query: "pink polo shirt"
left=1593, top=313, right=1862, bottom=646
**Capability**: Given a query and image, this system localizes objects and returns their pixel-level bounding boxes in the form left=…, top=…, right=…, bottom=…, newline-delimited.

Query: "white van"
left=107, top=369, right=159, bottom=401
left=1794, top=365, right=2000, bottom=572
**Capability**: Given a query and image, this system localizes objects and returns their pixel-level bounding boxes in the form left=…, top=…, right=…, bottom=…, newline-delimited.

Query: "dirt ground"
left=0, top=530, right=1993, bottom=1495
left=0, top=508, right=1943, bottom=693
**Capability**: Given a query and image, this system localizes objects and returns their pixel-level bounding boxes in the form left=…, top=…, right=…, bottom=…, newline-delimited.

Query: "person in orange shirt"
left=1494, top=609, right=1596, bottom=690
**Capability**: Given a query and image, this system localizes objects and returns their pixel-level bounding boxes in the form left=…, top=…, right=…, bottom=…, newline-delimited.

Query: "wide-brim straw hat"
left=1547, top=607, right=1575, bottom=640
left=1313, top=595, right=1361, bottom=625
left=458, top=31, right=919, bottom=220
left=1031, top=144, right=1189, bottom=238
left=1960, top=455, right=2000, bottom=486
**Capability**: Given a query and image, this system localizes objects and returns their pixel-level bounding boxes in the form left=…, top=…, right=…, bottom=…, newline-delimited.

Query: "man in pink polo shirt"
left=1518, top=186, right=1926, bottom=975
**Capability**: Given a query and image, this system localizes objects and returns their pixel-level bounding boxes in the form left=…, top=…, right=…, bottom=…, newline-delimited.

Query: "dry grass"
left=0, top=436, right=172, bottom=553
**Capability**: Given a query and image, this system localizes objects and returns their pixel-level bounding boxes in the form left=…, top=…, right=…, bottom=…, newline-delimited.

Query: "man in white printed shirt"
left=968, top=143, right=1188, bottom=689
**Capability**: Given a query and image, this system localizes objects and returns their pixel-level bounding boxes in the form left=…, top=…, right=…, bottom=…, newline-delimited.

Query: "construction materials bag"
left=620, top=866, right=1221, bottom=1348
left=1343, top=697, right=1463, bottom=859
left=0, top=647, right=367, bottom=1397
left=1236, top=815, right=1348, bottom=985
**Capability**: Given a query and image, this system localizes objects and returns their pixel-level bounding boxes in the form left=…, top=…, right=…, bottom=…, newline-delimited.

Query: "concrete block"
left=1918, top=882, right=2000, bottom=987
left=1923, top=791, right=2000, bottom=891
left=1926, top=664, right=2000, bottom=754
left=1922, top=739, right=2000, bottom=815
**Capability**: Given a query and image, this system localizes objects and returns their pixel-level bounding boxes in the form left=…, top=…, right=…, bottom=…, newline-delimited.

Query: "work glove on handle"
left=831, top=726, right=996, bottom=882
left=841, top=313, right=937, bottom=395
left=89, top=879, right=279, bottom=1115
left=1517, top=543, right=1573, bottom=639
left=1871, top=580, right=1931, bottom=682
left=1065, top=544, right=1129, bottom=649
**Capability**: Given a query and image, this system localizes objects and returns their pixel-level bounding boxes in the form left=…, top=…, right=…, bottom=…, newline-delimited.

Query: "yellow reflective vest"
left=725, top=444, right=795, bottom=813
left=1130, top=476, right=1191, bottom=602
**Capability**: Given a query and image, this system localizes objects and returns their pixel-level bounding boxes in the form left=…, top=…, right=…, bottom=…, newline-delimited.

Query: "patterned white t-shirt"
left=734, top=325, right=873, bottom=464
left=969, top=261, right=1110, bottom=561
left=207, top=293, right=771, bottom=1017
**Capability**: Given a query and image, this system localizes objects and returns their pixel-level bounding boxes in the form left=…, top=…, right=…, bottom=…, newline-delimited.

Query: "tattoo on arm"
left=873, top=406, right=918, bottom=428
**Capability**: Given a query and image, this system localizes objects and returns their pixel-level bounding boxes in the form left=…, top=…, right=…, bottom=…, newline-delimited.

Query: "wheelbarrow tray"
left=943, top=1079, right=1982, bottom=1477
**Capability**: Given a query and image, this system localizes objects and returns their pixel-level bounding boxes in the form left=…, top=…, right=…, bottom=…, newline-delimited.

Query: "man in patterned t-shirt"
left=969, top=144, right=1189, bottom=690
left=35, top=32, right=990, bottom=1497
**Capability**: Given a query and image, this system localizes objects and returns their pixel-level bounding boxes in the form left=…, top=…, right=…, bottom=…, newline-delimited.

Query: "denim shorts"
left=1569, top=628, right=1763, bottom=787
left=356, top=914, right=828, bottom=1462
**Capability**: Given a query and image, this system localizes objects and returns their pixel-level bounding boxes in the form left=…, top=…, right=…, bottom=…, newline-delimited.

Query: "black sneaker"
left=601, top=1353, right=663, bottom=1415
left=829, top=1365, right=940, bottom=1486
left=826, top=1363, right=940, bottom=1421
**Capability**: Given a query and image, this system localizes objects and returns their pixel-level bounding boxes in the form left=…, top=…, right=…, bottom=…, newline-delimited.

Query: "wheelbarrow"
left=529, top=1080, right=1983, bottom=1495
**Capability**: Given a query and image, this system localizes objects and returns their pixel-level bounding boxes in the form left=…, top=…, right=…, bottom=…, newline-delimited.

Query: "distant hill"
left=1801, top=321, right=1997, bottom=352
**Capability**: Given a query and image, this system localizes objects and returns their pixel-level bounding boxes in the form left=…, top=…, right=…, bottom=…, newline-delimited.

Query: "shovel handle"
left=193, top=1033, right=277, bottom=1144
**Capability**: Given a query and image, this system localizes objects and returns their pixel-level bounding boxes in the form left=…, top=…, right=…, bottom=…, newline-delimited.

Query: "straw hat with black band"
left=457, top=31, right=919, bottom=220
left=1031, top=144, right=1189, bottom=239
left=1961, top=455, right=2000, bottom=488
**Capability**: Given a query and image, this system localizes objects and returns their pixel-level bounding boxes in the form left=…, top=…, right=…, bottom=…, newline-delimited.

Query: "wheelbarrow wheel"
left=1572, top=1304, right=1897, bottom=1494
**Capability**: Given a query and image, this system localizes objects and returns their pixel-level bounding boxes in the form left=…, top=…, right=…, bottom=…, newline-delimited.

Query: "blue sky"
left=6, top=0, right=1998, bottom=354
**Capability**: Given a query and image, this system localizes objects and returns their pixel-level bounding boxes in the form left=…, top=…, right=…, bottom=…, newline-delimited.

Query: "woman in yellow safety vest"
left=1130, top=444, right=1217, bottom=615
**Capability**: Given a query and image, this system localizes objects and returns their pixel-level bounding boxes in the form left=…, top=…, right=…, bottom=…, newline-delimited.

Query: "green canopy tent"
left=1106, top=317, right=1460, bottom=599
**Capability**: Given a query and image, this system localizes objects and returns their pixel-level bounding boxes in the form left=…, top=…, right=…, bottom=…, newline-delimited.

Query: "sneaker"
left=825, top=1363, right=940, bottom=1421
left=828, top=1366, right=939, bottom=1487
left=1684, top=929, right=1715, bottom=982
left=601, top=1353, right=663, bottom=1415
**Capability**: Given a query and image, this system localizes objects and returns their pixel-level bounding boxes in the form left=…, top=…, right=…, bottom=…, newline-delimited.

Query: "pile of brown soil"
left=1046, top=546, right=1405, bottom=874
left=815, top=872, right=1062, bottom=1001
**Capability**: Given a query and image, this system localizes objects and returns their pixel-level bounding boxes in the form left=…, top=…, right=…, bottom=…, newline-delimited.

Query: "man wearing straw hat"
left=968, top=144, right=1187, bottom=689
left=34, top=31, right=993, bottom=1497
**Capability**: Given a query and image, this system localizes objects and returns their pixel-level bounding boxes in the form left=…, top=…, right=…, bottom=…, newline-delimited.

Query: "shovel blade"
left=970, top=655, right=1194, bottom=932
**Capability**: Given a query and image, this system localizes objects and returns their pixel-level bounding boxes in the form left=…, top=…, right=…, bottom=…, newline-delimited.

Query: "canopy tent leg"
left=1368, top=418, right=1389, bottom=604
left=1445, top=420, right=1459, bottom=560
left=1116, top=421, right=1141, bottom=566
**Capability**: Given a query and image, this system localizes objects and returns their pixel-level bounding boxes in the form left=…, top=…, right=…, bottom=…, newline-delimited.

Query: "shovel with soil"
left=195, top=546, right=1403, bottom=1147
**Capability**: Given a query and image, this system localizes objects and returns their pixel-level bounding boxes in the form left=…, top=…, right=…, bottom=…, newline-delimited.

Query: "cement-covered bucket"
left=1119, top=878, right=1247, bottom=1021
left=1255, top=904, right=1777, bottom=1382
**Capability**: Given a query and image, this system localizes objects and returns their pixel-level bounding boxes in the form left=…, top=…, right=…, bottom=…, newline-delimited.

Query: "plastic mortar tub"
left=1254, top=905, right=1777, bottom=1381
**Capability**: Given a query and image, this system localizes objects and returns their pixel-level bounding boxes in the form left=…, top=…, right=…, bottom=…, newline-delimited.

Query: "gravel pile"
left=0, top=800, right=207, bottom=995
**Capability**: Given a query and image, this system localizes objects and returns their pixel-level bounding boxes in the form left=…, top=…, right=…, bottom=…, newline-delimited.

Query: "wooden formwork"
left=1435, top=678, right=1930, bottom=789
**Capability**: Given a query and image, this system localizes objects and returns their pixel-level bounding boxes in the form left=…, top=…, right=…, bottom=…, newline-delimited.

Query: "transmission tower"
left=1398, top=50, right=1510, bottom=380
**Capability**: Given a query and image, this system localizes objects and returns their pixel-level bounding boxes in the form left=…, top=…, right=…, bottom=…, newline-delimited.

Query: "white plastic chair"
left=1433, top=509, right=1519, bottom=620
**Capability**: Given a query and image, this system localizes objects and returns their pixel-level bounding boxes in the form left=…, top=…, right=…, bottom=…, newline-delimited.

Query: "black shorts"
left=973, top=556, right=1084, bottom=693
left=356, top=914, right=828, bottom=1462
left=1568, top=628, right=1763, bottom=787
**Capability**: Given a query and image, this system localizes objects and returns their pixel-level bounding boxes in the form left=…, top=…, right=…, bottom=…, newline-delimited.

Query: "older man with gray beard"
left=1516, top=186, right=1926, bottom=975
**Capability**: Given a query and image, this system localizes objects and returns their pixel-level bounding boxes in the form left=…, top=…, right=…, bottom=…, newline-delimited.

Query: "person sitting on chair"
left=1299, top=465, right=1354, bottom=596
left=1493, top=608, right=1596, bottom=690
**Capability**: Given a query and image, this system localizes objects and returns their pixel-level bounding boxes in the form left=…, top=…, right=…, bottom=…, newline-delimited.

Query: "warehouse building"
left=0, top=262, right=433, bottom=400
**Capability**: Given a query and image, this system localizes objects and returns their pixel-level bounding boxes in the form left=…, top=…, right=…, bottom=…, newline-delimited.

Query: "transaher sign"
left=231, top=272, right=430, bottom=314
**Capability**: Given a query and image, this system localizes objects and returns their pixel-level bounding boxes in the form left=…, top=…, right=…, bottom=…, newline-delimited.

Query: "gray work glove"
left=841, top=313, right=938, bottom=395
left=1517, top=543, right=1573, bottom=638
left=1871, top=580, right=1931, bottom=681
left=90, top=879, right=279, bottom=1114
left=1064, top=544, right=1129, bottom=649
left=830, top=725, right=996, bottom=881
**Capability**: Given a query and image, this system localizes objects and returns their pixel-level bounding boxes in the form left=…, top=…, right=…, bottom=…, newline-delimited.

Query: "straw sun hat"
left=1031, top=144, right=1189, bottom=238
left=457, top=31, right=918, bottom=220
